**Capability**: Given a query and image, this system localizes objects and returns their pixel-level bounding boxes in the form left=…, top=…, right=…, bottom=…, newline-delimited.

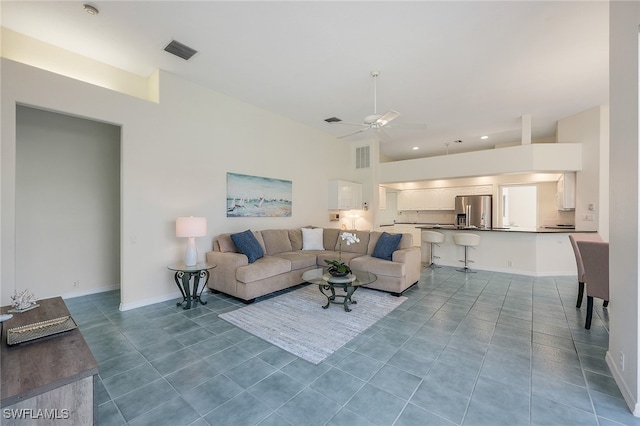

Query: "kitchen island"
left=414, top=224, right=596, bottom=276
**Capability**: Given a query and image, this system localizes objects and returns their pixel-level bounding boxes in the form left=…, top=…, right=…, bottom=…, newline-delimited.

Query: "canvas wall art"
left=226, top=172, right=292, bottom=217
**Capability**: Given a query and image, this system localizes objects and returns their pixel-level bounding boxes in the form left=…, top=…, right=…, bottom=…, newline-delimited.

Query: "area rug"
left=218, top=284, right=407, bottom=364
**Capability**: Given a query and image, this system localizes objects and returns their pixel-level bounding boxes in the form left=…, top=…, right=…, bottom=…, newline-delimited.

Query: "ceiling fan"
left=325, top=71, right=401, bottom=142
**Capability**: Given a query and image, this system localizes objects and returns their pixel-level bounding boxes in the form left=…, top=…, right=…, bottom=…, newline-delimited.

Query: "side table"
left=167, top=262, right=216, bottom=309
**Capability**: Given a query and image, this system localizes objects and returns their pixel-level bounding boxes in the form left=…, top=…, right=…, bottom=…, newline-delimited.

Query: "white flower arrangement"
left=326, top=232, right=361, bottom=276
left=340, top=232, right=360, bottom=246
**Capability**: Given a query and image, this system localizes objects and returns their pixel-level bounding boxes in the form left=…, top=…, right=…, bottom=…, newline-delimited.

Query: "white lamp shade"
left=176, top=217, right=207, bottom=238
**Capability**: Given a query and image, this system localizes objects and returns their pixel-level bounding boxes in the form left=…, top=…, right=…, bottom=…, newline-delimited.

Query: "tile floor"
left=65, top=266, right=640, bottom=426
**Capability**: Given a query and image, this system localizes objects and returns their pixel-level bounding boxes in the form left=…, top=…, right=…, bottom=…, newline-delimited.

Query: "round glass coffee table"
left=302, top=268, right=377, bottom=312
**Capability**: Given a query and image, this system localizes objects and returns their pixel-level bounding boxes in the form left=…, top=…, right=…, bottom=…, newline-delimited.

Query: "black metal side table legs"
left=173, top=270, right=210, bottom=309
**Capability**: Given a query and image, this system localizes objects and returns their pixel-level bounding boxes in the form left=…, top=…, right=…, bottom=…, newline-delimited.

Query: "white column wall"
left=608, top=0, right=640, bottom=415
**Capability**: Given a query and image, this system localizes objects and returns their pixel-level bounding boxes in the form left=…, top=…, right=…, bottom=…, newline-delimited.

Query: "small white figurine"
left=11, top=289, right=38, bottom=311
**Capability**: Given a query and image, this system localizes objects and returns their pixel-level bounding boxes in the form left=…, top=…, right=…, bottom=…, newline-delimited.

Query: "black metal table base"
left=174, top=270, right=210, bottom=309
left=318, top=283, right=357, bottom=312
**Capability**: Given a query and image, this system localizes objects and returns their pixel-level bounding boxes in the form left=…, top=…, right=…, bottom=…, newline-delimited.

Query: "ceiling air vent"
left=324, top=117, right=342, bottom=123
left=355, top=145, right=370, bottom=169
left=164, top=40, right=198, bottom=60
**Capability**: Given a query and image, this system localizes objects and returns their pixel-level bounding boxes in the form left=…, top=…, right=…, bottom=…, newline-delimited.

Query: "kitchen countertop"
left=395, top=223, right=590, bottom=234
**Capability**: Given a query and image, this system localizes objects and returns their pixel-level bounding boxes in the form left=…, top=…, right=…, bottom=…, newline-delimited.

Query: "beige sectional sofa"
left=206, top=228, right=421, bottom=303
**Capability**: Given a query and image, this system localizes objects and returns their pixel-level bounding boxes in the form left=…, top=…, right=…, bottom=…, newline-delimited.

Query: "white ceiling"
left=1, top=1, right=609, bottom=160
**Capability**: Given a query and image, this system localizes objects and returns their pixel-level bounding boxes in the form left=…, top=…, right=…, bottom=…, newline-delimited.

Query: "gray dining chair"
left=568, top=234, right=603, bottom=308
left=576, top=240, right=609, bottom=329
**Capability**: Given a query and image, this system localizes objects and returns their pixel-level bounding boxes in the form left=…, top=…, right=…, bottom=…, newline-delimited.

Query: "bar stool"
left=454, top=233, right=480, bottom=273
left=422, top=231, right=445, bottom=268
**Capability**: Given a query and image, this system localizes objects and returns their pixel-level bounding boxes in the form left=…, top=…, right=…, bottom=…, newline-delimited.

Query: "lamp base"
left=184, top=237, right=197, bottom=266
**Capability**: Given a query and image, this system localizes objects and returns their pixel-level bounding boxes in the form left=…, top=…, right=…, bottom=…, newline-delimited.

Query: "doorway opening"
left=16, top=105, right=121, bottom=300
left=499, top=185, right=537, bottom=229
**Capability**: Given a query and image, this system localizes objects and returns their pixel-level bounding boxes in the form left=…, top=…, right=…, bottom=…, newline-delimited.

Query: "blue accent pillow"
left=230, top=230, right=264, bottom=263
left=371, top=232, right=402, bottom=261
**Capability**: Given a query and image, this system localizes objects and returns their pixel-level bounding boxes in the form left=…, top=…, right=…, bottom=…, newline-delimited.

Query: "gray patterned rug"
left=219, top=284, right=407, bottom=364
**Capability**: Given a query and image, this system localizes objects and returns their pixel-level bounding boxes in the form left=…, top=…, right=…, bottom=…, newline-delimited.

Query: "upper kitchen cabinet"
left=556, top=173, right=576, bottom=211
left=424, top=188, right=456, bottom=210
left=397, top=189, right=423, bottom=210
left=328, top=180, right=363, bottom=210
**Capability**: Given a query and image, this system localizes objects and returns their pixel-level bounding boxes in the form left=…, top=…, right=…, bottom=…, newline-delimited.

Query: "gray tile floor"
left=65, top=266, right=640, bottom=426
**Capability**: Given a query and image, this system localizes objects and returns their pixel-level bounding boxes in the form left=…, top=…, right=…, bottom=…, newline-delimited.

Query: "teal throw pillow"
left=231, top=229, right=264, bottom=263
left=371, top=232, right=402, bottom=261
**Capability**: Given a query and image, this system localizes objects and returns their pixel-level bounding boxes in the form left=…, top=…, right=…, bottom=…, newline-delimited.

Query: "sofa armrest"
left=392, top=247, right=421, bottom=284
left=205, top=251, right=248, bottom=295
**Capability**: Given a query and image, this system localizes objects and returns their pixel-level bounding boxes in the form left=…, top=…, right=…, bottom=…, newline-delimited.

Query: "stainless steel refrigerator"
left=455, top=195, right=492, bottom=229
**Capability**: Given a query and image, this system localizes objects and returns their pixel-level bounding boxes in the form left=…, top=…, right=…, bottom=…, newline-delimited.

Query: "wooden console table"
left=1, top=297, right=98, bottom=425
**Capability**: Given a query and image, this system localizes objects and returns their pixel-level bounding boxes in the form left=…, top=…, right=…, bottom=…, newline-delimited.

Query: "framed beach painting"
left=226, top=172, right=292, bottom=217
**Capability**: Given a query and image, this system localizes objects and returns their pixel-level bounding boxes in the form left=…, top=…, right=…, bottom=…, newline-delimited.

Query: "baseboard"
left=119, top=290, right=183, bottom=312
left=429, top=263, right=574, bottom=277
left=606, top=350, right=640, bottom=416
left=60, top=284, right=120, bottom=300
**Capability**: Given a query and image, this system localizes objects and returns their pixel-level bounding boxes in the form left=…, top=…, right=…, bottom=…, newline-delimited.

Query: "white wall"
left=15, top=106, right=121, bottom=299
left=1, top=59, right=350, bottom=309
left=380, top=143, right=582, bottom=183
left=557, top=106, right=609, bottom=237
left=608, top=0, right=640, bottom=415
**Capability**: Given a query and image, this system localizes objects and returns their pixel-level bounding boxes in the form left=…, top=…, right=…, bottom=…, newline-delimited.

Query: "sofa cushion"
left=231, top=230, right=264, bottom=263
left=217, top=233, right=238, bottom=253
left=302, top=228, right=324, bottom=250
left=273, top=252, right=317, bottom=270
left=236, top=256, right=291, bottom=283
left=323, top=228, right=340, bottom=251
left=397, top=233, right=412, bottom=249
left=335, top=230, right=370, bottom=254
left=261, top=229, right=293, bottom=255
left=289, top=229, right=303, bottom=251
left=371, top=232, right=403, bottom=261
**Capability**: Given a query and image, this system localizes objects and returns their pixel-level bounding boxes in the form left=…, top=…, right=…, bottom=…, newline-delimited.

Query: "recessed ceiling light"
left=83, top=4, right=99, bottom=15
left=481, top=135, right=489, bottom=140
left=412, top=146, right=419, bottom=150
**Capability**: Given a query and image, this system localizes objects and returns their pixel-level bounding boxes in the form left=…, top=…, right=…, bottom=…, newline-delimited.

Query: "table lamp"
left=176, top=216, right=207, bottom=266
left=348, top=213, right=360, bottom=230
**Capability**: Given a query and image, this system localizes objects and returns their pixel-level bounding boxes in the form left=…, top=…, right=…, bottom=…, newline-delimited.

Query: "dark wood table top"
left=1, top=297, right=98, bottom=407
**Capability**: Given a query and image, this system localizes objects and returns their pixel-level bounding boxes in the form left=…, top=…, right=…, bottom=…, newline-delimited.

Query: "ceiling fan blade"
left=376, top=110, right=400, bottom=126
left=333, top=121, right=370, bottom=128
left=337, top=128, right=370, bottom=139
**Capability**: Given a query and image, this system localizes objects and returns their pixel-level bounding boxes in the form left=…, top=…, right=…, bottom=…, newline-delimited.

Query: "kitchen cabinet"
left=398, top=189, right=424, bottom=210
left=328, top=180, right=362, bottom=210
left=397, top=185, right=492, bottom=211
left=422, top=189, right=439, bottom=210
left=556, top=173, right=576, bottom=211
left=439, top=187, right=457, bottom=209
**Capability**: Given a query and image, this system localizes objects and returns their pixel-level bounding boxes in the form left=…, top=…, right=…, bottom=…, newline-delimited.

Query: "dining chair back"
left=576, top=240, right=609, bottom=329
left=568, top=233, right=602, bottom=308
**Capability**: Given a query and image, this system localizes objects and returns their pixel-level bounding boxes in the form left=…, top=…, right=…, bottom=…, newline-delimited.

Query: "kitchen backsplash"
left=397, top=210, right=456, bottom=224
